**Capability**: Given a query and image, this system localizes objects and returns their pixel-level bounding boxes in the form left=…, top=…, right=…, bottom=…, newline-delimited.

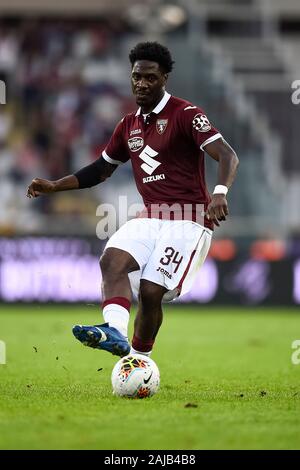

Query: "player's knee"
left=140, top=280, right=166, bottom=307
left=100, top=250, right=130, bottom=278
left=100, top=252, right=119, bottom=276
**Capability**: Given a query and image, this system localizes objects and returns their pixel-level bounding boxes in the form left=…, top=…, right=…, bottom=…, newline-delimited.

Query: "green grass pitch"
left=0, top=304, right=300, bottom=450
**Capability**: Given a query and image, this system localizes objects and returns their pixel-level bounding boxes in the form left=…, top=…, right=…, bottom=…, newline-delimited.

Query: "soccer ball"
left=111, top=354, right=160, bottom=398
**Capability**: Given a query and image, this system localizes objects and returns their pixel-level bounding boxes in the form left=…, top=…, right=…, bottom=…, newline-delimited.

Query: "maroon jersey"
left=102, top=92, right=222, bottom=230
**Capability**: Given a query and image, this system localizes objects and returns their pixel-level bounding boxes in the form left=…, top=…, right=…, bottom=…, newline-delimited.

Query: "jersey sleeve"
left=102, top=118, right=130, bottom=165
left=180, top=106, right=222, bottom=151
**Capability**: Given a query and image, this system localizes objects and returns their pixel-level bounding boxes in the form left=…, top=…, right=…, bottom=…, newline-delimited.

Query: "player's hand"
left=27, top=178, right=56, bottom=198
left=206, top=194, right=229, bottom=227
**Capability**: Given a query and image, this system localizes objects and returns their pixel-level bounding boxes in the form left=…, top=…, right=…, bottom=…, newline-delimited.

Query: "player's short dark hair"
left=129, top=42, right=175, bottom=73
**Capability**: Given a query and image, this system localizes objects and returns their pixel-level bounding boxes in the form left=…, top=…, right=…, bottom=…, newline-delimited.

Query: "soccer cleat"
left=72, top=323, right=130, bottom=357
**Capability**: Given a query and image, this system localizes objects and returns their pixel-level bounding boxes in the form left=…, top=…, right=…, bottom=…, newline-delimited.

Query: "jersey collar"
left=135, top=91, right=171, bottom=117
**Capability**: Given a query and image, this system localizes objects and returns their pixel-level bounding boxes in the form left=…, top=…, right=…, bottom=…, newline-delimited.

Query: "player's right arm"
left=27, top=118, right=129, bottom=198
left=26, top=158, right=117, bottom=198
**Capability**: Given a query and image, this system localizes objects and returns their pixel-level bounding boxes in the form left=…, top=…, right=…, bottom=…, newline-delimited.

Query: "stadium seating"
left=0, top=0, right=300, bottom=237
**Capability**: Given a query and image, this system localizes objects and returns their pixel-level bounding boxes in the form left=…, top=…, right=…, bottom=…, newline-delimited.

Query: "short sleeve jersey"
left=102, top=92, right=222, bottom=230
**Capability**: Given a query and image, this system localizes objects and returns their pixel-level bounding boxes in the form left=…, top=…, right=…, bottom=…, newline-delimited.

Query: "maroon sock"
left=132, top=335, right=154, bottom=353
left=102, top=296, right=131, bottom=311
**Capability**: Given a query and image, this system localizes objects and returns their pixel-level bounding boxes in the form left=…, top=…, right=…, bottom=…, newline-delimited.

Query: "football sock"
left=102, top=297, right=130, bottom=338
left=131, top=335, right=154, bottom=356
left=130, top=346, right=152, bottom=357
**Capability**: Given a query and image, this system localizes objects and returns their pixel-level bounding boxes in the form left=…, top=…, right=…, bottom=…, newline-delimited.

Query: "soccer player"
left=27, top=42, right=239, bottom=358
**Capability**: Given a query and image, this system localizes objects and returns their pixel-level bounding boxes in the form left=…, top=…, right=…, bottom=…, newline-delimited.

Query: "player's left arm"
left=204, top=138, right=239, bottom=227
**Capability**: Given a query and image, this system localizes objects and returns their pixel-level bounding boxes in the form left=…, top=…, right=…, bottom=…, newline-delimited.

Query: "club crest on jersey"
left=128, top=136, right=144, bottom=152
left=156, top=119, right=168, bottom=135
left=192, top=113, right=211, bottom=132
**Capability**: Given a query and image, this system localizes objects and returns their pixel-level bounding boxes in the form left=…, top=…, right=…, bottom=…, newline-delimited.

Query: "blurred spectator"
left=0, top=17, right=134, bottom=234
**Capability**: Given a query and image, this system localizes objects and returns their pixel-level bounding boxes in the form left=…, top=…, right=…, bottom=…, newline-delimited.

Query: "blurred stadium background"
left=0, top=0, right=300, bottom=306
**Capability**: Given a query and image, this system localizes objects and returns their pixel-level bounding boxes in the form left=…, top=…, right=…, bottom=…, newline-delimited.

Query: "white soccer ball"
left=111, top=354, right=160, bottom=398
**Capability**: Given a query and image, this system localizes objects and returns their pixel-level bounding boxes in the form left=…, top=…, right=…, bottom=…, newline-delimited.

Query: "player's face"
left=131, top=61, right=167, bottom=113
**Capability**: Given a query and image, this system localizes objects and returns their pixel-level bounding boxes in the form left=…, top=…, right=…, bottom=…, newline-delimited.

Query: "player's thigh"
left=141, top=221, right=212, bottom=298
left=104, top=218, right=159, bottom=270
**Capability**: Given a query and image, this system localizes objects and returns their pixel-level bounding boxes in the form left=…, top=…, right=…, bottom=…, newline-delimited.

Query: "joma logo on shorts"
left=156, top=267, right=172, bottom=279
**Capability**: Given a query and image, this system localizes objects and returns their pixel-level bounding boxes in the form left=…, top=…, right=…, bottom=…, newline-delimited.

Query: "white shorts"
left=105, top=218, right=212, bottom=302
